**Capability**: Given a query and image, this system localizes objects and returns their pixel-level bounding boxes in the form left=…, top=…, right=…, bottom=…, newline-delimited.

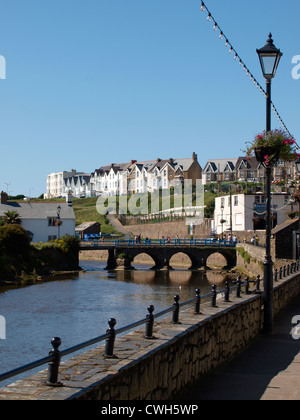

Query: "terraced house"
left=202, top=156, right=297, bottom=189
left=46, top=153, right=202, bottom=198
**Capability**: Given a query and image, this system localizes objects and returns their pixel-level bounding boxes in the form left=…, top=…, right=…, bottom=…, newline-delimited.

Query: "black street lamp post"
left=256, top=34, right=282, bottom=334
left=57, top=205, right=62, bottom=239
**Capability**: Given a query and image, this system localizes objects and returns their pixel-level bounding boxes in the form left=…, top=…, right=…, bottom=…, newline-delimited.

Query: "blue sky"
left=0, top=0, right=299, bottom=196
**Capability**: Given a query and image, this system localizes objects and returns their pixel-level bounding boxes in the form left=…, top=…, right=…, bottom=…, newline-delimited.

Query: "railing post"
left=172, top=295, right=180, bottom=324
left=45, top=337, right=63, bottom=387
left=225, top=281, right=230, bottom=302
left=211, top=285, right=217, bottom=307
left=274, top=268, right=278, bottom=282
left=256, top=275, right=261, bottom=292
left=145, top=305, right=155, bottom=339
left=194, top=289, right=201, bottom=314
left=245, top=277, right=250, bottom=294
left=105, top=318, right=117, bottom=357
left=236, top=275, right=242, bottom=298
left=283, top=266, right=286, bottom=277
left=279, top=266, right=283, bottom=279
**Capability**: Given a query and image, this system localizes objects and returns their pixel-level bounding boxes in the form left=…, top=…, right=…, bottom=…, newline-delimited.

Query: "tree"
left=3, top=210, right=21, bottom=225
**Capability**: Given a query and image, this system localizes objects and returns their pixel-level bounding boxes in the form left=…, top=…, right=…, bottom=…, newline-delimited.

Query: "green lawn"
left=72, top=198, right=118, bottom=234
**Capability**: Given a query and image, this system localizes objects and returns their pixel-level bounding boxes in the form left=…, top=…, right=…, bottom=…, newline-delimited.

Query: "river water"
left=0, top=260, right=230, bottom=386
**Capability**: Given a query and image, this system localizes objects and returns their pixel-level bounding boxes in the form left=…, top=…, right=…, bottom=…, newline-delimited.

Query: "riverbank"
left=0, top=270, right=80, bottom=287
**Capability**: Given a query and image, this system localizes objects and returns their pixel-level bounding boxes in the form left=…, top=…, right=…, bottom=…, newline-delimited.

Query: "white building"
left=214, top=193, right=292, bottom=236
left=47, top=153, right=202, bottom=199
left=46, top=170, right=91, bottom=199
left=0, top=192, right=75, bottom=243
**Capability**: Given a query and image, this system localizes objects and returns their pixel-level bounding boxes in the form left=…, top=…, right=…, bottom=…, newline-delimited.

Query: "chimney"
left=156, top=158, right=161, bottom=163
left=66, top=191, right=73, bottom=206
left=192, top=152, right=197, bottom=162
left=1, top=191, right=8, bottom=204
left=130, top=160, right=137, bottom=165
left=169, top=158, right=174, bottom=164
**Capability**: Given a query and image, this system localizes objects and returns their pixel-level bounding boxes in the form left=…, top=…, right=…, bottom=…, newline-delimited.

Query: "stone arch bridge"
left=80, top=240, right=237, bottom=271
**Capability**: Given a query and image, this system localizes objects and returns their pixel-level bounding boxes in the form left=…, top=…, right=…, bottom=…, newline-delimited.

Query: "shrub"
left=0, top=224, right=31, bottom=255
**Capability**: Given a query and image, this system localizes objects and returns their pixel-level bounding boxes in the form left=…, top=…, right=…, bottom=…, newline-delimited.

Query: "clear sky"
left=0, top=0, right=299, bottom=197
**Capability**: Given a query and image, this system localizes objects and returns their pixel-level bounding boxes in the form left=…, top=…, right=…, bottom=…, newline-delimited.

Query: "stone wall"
left=1, top=272, right=299, bottom=400
left=121, top=219, right=210, bottom=240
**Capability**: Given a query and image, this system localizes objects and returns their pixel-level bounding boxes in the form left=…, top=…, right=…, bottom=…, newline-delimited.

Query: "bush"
left=0, top=225, right=31, bottom=255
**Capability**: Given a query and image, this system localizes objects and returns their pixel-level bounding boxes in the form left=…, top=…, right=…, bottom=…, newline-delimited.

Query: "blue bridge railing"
left=80, top=238, right=238, bottom=248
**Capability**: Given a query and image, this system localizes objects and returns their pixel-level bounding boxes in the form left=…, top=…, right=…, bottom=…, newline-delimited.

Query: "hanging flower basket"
left=54, top=219, right=63, bottom=227
left=254, top=146, right=280, bottom=167
left=245, top=129, right=299, bottom=167
left=293, top=189, right=300, bottom=203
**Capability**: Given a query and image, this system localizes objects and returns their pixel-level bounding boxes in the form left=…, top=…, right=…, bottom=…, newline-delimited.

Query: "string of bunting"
left=199, top=0, right=298, bottom=147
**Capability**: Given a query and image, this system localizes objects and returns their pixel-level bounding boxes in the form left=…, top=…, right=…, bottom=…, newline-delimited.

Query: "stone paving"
left=182, top=293, right=300, bottom=400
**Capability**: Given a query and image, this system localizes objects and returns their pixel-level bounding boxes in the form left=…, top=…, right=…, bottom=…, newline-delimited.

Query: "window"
left=48, top=217, right=56, bottom=227
left=48, top=235, right=57, bottom=241
left=234, top=196, right=239, bottom=206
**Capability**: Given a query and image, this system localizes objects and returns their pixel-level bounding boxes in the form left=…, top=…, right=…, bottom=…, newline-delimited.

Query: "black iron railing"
left=0, top=261, right=299, bottom=388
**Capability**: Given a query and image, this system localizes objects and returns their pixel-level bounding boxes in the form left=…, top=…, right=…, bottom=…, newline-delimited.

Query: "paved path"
left=182, top=295, right=300, bottom=400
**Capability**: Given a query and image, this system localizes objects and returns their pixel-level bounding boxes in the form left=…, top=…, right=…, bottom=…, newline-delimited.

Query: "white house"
left=214, top=193, right=292, bottom=236
left=0, top=192, right=75, bottom=243
left=66, top=153, right=202, bottom=198
left=46, top=170, right=92, bottom=198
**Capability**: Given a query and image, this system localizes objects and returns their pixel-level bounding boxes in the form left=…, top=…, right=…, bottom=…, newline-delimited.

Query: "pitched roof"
left=203, top=159, right=238, bottom=173
left=0, top=202, right=75, bottom=220
left=272, top=217, right=299, bottom=235
left=75, top=221, right=100, bottom=231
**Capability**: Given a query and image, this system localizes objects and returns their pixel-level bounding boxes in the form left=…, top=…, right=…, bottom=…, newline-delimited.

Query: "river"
left=0, top=260, right=230, bottom=386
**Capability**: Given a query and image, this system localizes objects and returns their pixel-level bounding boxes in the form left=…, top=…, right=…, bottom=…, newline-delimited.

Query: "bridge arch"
left=206, top=252, right=228, bottom=269
left=169, top=252, right=194, bottom=269
left=131, top=252, right=157, bottom=269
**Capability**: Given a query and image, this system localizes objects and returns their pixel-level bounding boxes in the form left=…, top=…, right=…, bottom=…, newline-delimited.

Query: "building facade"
left=214, top=193, right=292, bottom=236
left=47, top=153, right=202, bottom=199
left=0, top=192, right=75, bottom=243
left=202, top=157, right=297, bottom=189
left=46, top=170, right=91, bottom=199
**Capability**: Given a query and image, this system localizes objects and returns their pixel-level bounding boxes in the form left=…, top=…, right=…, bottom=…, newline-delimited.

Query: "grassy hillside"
left=72, top=198, right=119, bottom=235
left=72, top=190, right=217, bottom=233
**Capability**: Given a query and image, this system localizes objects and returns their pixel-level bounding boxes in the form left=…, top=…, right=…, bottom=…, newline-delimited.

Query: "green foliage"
left=33, top=235, right=80, bottom=253
left=0, top=225, right=32, bottom=279
left=0, top=230, right=80, bottom=281
left=2, top=210, right=21, bottom=225
left=117, top=253, right=133, bottom=262
left=237, top=247, right=251, bottom=264
left=0, top=224, right=31, bottom=255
